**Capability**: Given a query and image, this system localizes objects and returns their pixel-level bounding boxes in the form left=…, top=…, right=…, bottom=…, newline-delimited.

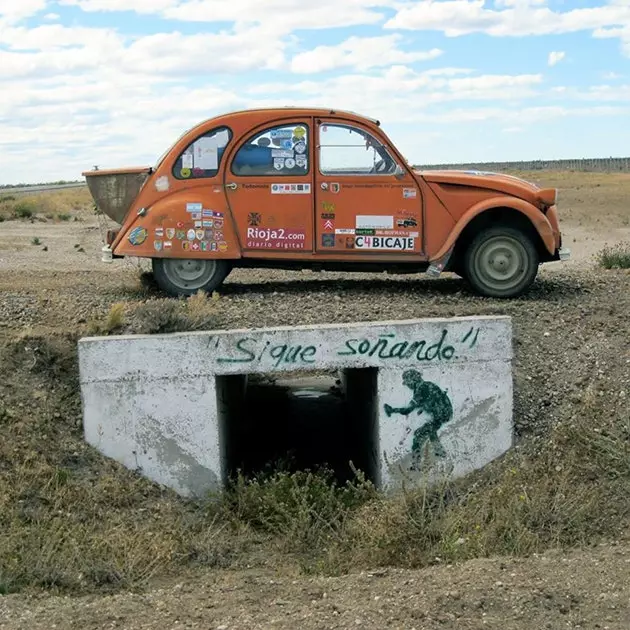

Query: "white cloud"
left=247, top=67, right=544, bottom=124
left=59, top=0, right=393, bottom=33
left=0, top=24, right=288, bottom=79
left=593, top=24, right=630, bottom=56
left=578, top=83, right=630, bottom=101
left=494, top=0, right=547, bottom=6
left=602, top=71, right=622, bottom=79
left=291, top=36, right=442, bottom=73
left=548, top=51, right=565, bottom=66
left=58, top=0, right=177, bottom=14
left=0, top=0, right=47, bottom=24
left=384, top=0, right=630, bottom=56
left=1, top=0, right=628, bottom=184
left=422, top=67, right=475, bottom=77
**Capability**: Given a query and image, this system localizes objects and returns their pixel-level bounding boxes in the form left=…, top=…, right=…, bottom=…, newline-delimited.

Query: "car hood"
left=415, top=169, right=556, bottom=207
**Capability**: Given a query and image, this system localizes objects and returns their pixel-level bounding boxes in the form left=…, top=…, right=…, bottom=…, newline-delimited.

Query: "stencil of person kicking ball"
left=383, top=369, right=453, bottom=469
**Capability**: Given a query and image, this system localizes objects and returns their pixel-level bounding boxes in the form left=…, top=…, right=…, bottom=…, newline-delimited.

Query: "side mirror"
left=394, top=164, right=405, bottom=179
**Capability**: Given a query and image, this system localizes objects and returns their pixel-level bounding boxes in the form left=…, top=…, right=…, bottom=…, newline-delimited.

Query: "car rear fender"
left=431, top=195, right=555, bottom=262
left=112, top=190, right=242, bottom=259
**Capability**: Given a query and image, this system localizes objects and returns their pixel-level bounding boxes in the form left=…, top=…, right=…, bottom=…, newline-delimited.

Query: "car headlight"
left=537, top=187, right=557, bottom=207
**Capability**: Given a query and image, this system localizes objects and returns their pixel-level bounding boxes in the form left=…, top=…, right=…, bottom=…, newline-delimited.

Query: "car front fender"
left=430, top=195, right=556, bottom=262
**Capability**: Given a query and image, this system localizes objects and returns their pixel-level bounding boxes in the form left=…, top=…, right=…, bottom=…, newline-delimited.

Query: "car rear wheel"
left=464, top=227, right=538, bottom=298
left=152, top=257, right=231, bottom=297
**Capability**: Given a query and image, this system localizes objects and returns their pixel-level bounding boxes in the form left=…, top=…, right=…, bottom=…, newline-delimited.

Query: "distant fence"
left=3, top=157, right=630, bottom=191
left=0, top=182, right=85, bottom=195
left=414, top=157, right=630, bottom=173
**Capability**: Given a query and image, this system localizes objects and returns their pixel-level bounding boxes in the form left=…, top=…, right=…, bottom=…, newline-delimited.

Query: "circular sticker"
left=219, top=242, right=228, bottom=252
left=285, top=158, right=296, bottom=169
left=294, top=126, right=306, bottom=139
left=294, top=141, right=306, bottom=154
left=180, top=167, right=191, bottom=178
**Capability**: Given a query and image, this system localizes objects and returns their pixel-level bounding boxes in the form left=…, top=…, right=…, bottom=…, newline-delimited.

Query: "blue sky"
left=1, top=0, right=629, bottom=184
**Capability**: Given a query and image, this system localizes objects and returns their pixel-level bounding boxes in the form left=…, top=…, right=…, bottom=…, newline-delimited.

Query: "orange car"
left=84, top=107, right=570, bottom=298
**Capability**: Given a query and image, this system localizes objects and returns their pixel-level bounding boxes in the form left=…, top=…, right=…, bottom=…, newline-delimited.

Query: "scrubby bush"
left=598, top=242, right=630, bottom=269
left=13, top=200, right=37, bottom=219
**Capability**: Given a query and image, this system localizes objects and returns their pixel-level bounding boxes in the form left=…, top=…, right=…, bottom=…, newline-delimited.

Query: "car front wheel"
left=463, top=227, right=539, bottom=298
left=152, top=257, right=231, bottom=297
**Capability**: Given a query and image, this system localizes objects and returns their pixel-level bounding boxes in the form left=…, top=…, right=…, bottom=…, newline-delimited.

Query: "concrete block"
left=377, top=363, right=512, bottom=489
left=78, top=316, right=513, bottom=497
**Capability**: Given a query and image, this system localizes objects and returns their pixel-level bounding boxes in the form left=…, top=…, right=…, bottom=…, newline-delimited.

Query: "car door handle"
left=225, top=182, right=237, bottom=190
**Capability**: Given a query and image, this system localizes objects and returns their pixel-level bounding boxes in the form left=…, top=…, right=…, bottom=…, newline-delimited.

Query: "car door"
left=314, top=119, right=423, bottom=256
left=223, top=118, right=315, bottom=255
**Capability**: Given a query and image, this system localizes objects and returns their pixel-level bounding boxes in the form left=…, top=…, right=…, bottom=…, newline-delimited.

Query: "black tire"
left=463, top=226, right=539, bottom=298
left=152, top=257, right=231, bottom=297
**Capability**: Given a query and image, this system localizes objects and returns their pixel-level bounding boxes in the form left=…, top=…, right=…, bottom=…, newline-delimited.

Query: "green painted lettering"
left=404, top=341, right=424, bottom=359
left=424, top=329, right=447, bottom=360
left=338, top=339, right=358, bottom=356
left=358, top=340, right=371, bottom=355
left=270, top=344, right=288, bottom=367
left=217, top=337, right=256, bottom=363
left=387, top=341, right=409, bottom=359
left=257, top=340, right=271, bottom=361
left=300, top=346, right=317, bottom=363
left=285, top=345, right=303, bottom=364
left=371, top=336, right=391, bottom=357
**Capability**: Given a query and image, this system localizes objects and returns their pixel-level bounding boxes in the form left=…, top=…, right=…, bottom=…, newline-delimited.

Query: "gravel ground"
left=1, top=543, right=629, bottom=629
left=1, top=219, right=628, bottom=442
left=1, top=173, right=630, bottom=629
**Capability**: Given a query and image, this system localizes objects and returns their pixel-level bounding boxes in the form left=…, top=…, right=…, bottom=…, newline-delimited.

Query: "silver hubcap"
left=474, top=236, right=529, bottom=291
left=163, top=258, right=217, bottom=291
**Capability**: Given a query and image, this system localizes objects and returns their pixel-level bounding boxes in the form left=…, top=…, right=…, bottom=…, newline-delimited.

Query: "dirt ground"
left=0, top=171, right=629, bottom=629
left=1, top=543, right=629, bottom=630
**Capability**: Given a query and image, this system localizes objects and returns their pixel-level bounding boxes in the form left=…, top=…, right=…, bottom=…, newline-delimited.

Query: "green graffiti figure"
left=384, top=369, right=453, bottom=468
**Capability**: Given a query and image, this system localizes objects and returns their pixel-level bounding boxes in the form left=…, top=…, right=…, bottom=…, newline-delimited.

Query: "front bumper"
left=549, top=246, right=571, bottom=262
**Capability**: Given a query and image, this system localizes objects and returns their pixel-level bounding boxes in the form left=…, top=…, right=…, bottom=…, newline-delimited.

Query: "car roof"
left=228, top=106, right=379, bottom=123
left=203, top=107, right=381, bottom=128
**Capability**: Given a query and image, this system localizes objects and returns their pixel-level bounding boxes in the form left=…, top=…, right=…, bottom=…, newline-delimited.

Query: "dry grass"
left=87, top=303, right=126, bottom=335
left=597, top=242, right=630, bottom=269
left=0, top=187, right=93, bottom=222
left=3, top=171, right=629, bottom=229
left=0, top=332, right=628, bottom=595
left=85, top=291, right=221, bottom=336
left=1, top=170, right=629, bottom=596
left=504, top=170, right=630, bottom=228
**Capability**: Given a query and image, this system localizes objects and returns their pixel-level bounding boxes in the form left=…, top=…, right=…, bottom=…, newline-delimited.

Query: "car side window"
left=319, top=123, right=398, bottom=176
left=231, top=123, right=309, bottom=176
left=173, top=127, right=232, bottom=180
